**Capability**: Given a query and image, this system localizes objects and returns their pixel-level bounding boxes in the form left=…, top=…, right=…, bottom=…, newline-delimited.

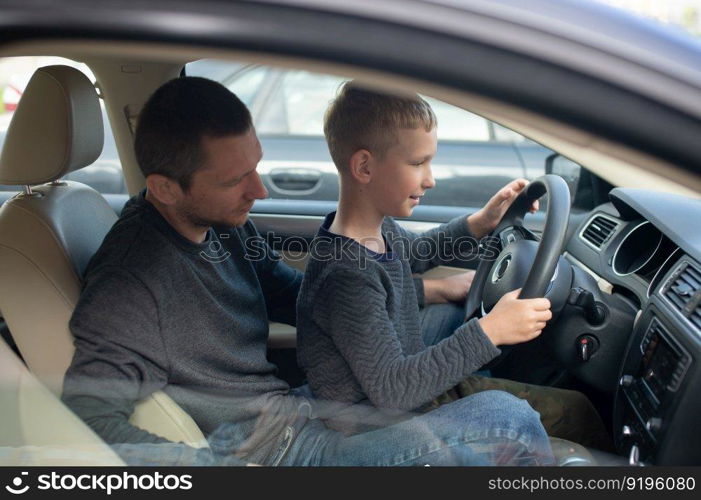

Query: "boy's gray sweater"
left=296, top=212, right=501, bottom=434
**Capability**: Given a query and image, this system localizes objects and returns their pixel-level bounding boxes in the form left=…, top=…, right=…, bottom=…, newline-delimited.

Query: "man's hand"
left=467, top=178, right=539, bottom=239
left=423, top=271, right=475, bottom=304
left=478, top=289, right=552, bottom=346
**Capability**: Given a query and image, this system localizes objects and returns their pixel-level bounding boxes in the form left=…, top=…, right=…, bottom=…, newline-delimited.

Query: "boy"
left=296, top=82, right=611, bottom=450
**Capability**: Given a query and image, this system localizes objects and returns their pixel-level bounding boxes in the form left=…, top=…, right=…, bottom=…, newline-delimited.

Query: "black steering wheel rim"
left=465, top=174, right=571, bottom=319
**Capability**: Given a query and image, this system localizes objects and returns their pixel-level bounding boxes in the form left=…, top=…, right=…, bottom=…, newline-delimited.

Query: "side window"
left=0, top=56, right=124, bottom=194
left=224, top=67, right=269, bottom=108
left=257, top=71, right=346, bottom=135
left=424, top=98, right=490, bottom=142
left=187, top=59, right=560, bottom=208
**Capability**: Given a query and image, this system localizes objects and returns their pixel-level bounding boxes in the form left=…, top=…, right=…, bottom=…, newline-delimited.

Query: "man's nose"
left=248, top=171, right=268, bottom=200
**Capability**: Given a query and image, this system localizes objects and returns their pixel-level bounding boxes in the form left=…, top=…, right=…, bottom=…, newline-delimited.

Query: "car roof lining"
left=2, top=39, right=699, bottom=199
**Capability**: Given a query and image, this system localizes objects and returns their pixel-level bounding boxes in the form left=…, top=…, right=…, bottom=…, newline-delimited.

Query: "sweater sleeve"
left=391, top=216, right=478, bottom=274
left=62, top=267, right=173, bottom=445
left=240, top=220, right=303, bottom=326
left=314, top=269, right=501, bottom=411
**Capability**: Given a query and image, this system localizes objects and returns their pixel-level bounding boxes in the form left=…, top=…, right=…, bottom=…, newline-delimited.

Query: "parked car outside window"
left=186, top=60, right=575, bottom=209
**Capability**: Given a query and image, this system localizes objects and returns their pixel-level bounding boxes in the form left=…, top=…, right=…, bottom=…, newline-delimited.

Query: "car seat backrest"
left=0, top=65, right=208, bottom=448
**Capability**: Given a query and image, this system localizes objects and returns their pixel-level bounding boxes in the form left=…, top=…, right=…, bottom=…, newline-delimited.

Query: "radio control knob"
left=619, top=375, right=634, bottom=387
left=646, top=418, right=662, bottom=433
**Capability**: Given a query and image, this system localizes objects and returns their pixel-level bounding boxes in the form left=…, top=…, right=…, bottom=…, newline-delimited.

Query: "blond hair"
left=323, top=82, right=437, bottom=172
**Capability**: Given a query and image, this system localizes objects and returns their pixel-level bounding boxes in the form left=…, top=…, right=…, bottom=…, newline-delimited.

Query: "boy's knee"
left=467, top=389, right=534, bottom=412
left=478, top=391, right=544, bottom=430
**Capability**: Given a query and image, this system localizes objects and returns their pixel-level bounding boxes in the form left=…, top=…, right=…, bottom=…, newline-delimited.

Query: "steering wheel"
left=464, top=174, right=573, bottom=321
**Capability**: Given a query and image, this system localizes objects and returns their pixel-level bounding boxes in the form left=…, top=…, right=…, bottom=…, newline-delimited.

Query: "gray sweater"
left=61, top=192, right=304, bottom=465
left=296, top=212, right=501, bottom=433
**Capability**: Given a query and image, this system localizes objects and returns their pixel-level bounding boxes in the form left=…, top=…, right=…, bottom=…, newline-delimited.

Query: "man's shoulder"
left=86, top=206, right=173, bottom=280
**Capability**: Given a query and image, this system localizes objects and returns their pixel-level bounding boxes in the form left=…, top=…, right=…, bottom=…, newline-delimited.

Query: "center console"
left=614, top=260, right=700, bottom=465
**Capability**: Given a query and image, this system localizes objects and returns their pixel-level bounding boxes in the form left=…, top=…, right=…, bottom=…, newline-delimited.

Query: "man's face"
left=367, top=126, right=437, bottom=218
left=176, top=127, right=268, bottom=228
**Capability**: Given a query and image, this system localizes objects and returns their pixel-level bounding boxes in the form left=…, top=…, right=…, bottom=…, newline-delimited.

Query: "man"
left=61, top=76, right=553, bottom=466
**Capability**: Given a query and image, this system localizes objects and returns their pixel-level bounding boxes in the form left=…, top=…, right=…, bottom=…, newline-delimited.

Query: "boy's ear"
left=348, top=149, right=373, bottom=184
left=145, top=174, right=182, bottom=206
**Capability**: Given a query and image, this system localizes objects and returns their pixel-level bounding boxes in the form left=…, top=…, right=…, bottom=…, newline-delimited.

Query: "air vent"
left=581, top=215, right=618, bottom=249
left=663, top=261, right=701, bottom=329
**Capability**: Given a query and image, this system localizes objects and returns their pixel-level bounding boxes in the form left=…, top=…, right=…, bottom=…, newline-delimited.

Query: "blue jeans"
left=419, top=302, right=469, bottom=347
left=277, top=390, right=553, bottom=466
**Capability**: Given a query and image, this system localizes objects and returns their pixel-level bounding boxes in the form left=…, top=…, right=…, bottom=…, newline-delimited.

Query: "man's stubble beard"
left=177, top=200, right=245, bottom=229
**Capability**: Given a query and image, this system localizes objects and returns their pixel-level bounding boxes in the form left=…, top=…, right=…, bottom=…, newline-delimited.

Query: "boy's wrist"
left=466, top=211, right=491, bottom=240
left=478, top=314, right=500, bottom=346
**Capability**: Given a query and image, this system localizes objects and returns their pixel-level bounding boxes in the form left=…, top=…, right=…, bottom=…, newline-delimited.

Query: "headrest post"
left=23, top=185, right=34, bottom=196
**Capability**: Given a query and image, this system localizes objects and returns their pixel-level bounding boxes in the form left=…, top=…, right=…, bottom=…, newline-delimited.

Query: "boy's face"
left=367, top=126, right=437, bottom=218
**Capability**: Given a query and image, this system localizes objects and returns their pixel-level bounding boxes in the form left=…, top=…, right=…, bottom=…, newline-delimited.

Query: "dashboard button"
left=646, top=418, right=662, bottom=433
left=620, top=375, right=634, bottom=387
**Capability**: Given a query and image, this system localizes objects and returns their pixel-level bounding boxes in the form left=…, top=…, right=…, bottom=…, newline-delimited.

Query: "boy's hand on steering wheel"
left=467, top=178, right=539, bottom=239
left=477, top=289, right=552, bottom=346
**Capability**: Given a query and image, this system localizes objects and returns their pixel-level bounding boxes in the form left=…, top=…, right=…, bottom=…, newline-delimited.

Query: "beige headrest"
left=0, top=65, right=104, bottom=185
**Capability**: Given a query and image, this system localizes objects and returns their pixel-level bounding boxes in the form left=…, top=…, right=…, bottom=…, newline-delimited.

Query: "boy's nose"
left=422, top=167, right=436, bottom=190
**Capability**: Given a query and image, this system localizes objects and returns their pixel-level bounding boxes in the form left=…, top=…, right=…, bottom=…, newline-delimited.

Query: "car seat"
left=0, top=65, right=207, bottom=448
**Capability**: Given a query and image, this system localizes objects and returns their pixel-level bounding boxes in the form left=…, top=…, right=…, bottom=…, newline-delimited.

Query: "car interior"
left=0, top=38, right=699, bottom=467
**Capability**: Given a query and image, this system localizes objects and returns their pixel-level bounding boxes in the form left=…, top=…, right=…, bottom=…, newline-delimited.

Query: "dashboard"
left=563, top=188, right=701, bottom=465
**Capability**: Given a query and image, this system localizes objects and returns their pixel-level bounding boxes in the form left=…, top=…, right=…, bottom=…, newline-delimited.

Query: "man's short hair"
left=323, top=81, right=437, bottom=172
left=134, top=76, right=252, bottom=191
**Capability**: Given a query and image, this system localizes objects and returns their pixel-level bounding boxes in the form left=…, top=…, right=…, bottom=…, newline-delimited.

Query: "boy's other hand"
left=478, top=289, right=552, bottom=346
left=422, top=271, right=475, bottom=304
left=467, top=179, right=539, bottom=239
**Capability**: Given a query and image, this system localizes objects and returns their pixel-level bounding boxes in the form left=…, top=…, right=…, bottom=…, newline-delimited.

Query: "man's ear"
left=348, top=149, right=373, bottom=184
left=145, top=174, right=182, bottom=205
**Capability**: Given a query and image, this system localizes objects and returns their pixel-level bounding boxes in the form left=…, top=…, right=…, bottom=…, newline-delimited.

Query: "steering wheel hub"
left=491, top=253, right=512, bottom=283
left=484, top=240, right=539, bottom=310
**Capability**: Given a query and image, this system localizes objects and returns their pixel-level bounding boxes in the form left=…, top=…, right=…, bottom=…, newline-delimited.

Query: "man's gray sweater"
left=61, top=192, right=304, bottom=464
left=296, top=212, right=501, bottom=434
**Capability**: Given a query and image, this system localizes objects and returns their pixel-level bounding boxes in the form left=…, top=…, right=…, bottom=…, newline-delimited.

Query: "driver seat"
left=0, top=65, right=207, bottom=448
